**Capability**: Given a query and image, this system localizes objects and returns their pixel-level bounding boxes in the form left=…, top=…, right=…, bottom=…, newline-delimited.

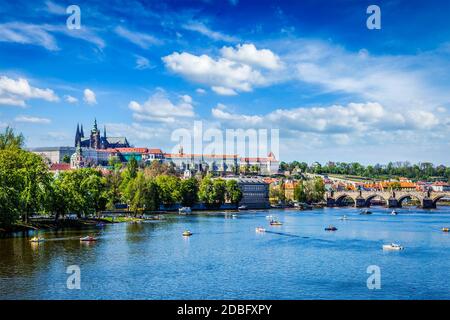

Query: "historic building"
left=74, top=119, right=130, bottom=149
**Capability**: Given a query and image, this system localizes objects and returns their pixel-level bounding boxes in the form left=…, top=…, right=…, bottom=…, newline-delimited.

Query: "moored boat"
left=178, top=207, right=192, bottom=215
left=325, top=225, right=338, bottom=231
left=182, top=230, right=193, bottom=237
left=360, top=209, right=372, bottom=215
left=391, top=210, right=398, bottom=215
left=382, top=243, right=404, bottom=251
left=30, top=236, right=44, bottom=243
left=80, top=235, right=97, bottom=242
left=238, top=205, right=248, bottom=210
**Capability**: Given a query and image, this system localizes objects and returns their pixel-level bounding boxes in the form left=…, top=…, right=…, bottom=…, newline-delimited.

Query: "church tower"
left=74, top=123, right=81, bottom=147
left=90, top=118, right=101, bottom=149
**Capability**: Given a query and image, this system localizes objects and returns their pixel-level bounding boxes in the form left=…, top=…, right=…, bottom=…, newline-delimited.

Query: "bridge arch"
left=335, top=194, right=356, bottom=207
left=432, top=194, right=450, bottom=207
left=397, top=194, right=422, bottom=207
left=364, top=194, right=387, bottom=207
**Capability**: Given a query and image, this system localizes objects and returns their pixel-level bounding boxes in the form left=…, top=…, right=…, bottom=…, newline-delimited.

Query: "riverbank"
left=0, top=218, right=115, bottom=237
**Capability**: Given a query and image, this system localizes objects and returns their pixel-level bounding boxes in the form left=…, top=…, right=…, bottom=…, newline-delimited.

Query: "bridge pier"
left=422, top=198, right=436, bottom=209
left=388, top=197, right=400, bottom=208
left=355, top=196, right=367, bottom=208
left=326, top=197, right=335, bottom=207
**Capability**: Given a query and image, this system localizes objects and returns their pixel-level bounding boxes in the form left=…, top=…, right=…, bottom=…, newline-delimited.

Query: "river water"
left=1, top=207, right=449, bottom=299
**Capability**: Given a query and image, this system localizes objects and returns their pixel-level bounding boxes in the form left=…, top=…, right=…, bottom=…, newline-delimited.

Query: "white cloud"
left=220, top=44, right=282, bottom=70
left=83, top=88, right=97, bottom=105
left=115, top=26, right=161, bottom=49
left=0, top=22, right=105, bottom=50
left=211, top=86, right=237, bottom=96
left=0, top=22, right=59, bottom=51
left=196, top=88, right=206, bottom=94
left=15, top=115, right=51, bottom=124
left=44, top=0, right=66, bottom=15
left=211, top=102, right=442, bottom=133
left=182, top=22, right=238, bottom=42
left=64, top=95, right=78, bottom=103
left=135, top=55, right=151, bottom=70
left=163, top=51, right=266, bottom=94
left=129, top=90, right=195, bottom=123
left=0, top=76, right=59, bottom=107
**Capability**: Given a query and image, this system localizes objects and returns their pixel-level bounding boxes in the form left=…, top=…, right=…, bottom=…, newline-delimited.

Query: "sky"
left=0, top=0, right=449, bottom=164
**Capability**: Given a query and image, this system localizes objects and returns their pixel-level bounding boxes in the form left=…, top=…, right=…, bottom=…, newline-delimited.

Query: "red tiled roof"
left=50, top=163, right=71, bottom=171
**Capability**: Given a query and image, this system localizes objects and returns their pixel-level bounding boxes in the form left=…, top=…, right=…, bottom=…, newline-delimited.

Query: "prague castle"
left=74, top=119, right=130, bottom=149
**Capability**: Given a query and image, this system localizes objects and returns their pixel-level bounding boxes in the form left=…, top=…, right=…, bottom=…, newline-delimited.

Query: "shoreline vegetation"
left=2, top=127, right=449, bottom=237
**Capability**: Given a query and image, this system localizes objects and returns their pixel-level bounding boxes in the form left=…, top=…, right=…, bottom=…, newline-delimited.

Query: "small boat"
left=80, top=236, right=97, bottom=242
left=238, top=205, right=248, bottom=210
left=391, top=210, right=398, bottom=215
left=231, top=214, right=238, bottom=218
left=442, top=227, right=449, bottom=232
left=182, top=230, right=193, bottom=237
left=382, top=243, right=404, bottom=251
left=255, top=227, right=266, bottom=233
left=360, top=209, right=372, bottom=215
left=269, top=220, right=283, bottom=226
left=339, top=215, right=348, bottom=221
left=325, top=225, right=338, bottom=231
left=30, top=236, right=44, bottom=243
left=178, top=207, right=192, bottom=215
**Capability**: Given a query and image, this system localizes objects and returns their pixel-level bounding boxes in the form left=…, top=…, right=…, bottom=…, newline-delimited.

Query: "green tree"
left=180, top=177, right=199, bottom=207
left=226, top=180, right=242, bottom=204
left=0, top=127, right=24, bottom=150
left=62, top=154, right=71, bottom=164
left=294, top=181, right=307, bottom=203
left=199, top=175, right=226, bottom=208
left=155, top=175, right=181, bottom=206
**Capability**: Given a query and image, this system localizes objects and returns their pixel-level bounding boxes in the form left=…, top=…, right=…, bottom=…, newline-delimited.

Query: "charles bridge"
left=326, top=190, right=450, bottom=209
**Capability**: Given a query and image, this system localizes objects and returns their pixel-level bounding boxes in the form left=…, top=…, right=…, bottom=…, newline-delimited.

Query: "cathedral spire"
left=75, top=124, right=80, bottom=147
left=80, top=124, right=84, bottom=138
left=103, top=125, right=107, bottom=139
left=93, top=118, right=98, bottom=132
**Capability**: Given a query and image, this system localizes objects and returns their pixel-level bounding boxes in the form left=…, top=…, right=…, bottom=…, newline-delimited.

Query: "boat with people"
left=382, top=243, right=404, bottom=251
left=178, top=207, right=192, bottom=215
left=269, top=220, right=283, bottom=226
left=30, top=236, right=44, bottom=243
left=442, top=227, right=449, bottom=232
left=325, top=225, right=338, bottom=231
left=238, top=205, right=248, bottom=210
left=80, top=235, right=97, bottom=242
left=255, top=227, right=266, bottom=233
left=339, top=215, right=348, bottom=221
left=391, top=210, right=398, bottom=215
left=182, top=230, right=193, bottom=237
left=360, top=209, right=372, bottom=215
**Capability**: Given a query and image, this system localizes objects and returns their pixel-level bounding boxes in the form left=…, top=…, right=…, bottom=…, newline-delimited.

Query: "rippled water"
left=1, top=206, right=449, bottom=299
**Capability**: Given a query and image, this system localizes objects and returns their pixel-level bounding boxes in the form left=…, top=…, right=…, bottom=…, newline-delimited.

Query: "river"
left=1, top=207, right=449, bottom=299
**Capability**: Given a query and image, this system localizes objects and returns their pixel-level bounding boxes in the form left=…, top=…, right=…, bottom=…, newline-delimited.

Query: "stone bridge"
left=326, top=190, right=450, bottom=209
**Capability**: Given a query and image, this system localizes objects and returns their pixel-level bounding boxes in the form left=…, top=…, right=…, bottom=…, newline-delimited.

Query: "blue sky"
left=0, top=0, right=449, bottom=164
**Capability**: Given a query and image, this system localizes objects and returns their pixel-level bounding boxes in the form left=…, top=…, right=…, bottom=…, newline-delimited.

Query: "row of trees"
left=293, top=178, right=326, bottom=203
left=0, top=127, right=243, bottom=227
left=279, top=161, right=450, bottom=181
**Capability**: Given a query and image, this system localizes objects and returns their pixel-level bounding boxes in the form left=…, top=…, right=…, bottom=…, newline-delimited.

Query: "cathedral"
left=74, top=119, right=130, bottom=149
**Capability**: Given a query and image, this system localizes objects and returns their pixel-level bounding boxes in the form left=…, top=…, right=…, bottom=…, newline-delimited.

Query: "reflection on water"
left=1, top=207, right=450, bottom=299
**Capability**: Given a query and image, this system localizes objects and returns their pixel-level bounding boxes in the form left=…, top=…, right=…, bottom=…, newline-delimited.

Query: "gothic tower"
left=90, top=118, right=101, bottom=149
